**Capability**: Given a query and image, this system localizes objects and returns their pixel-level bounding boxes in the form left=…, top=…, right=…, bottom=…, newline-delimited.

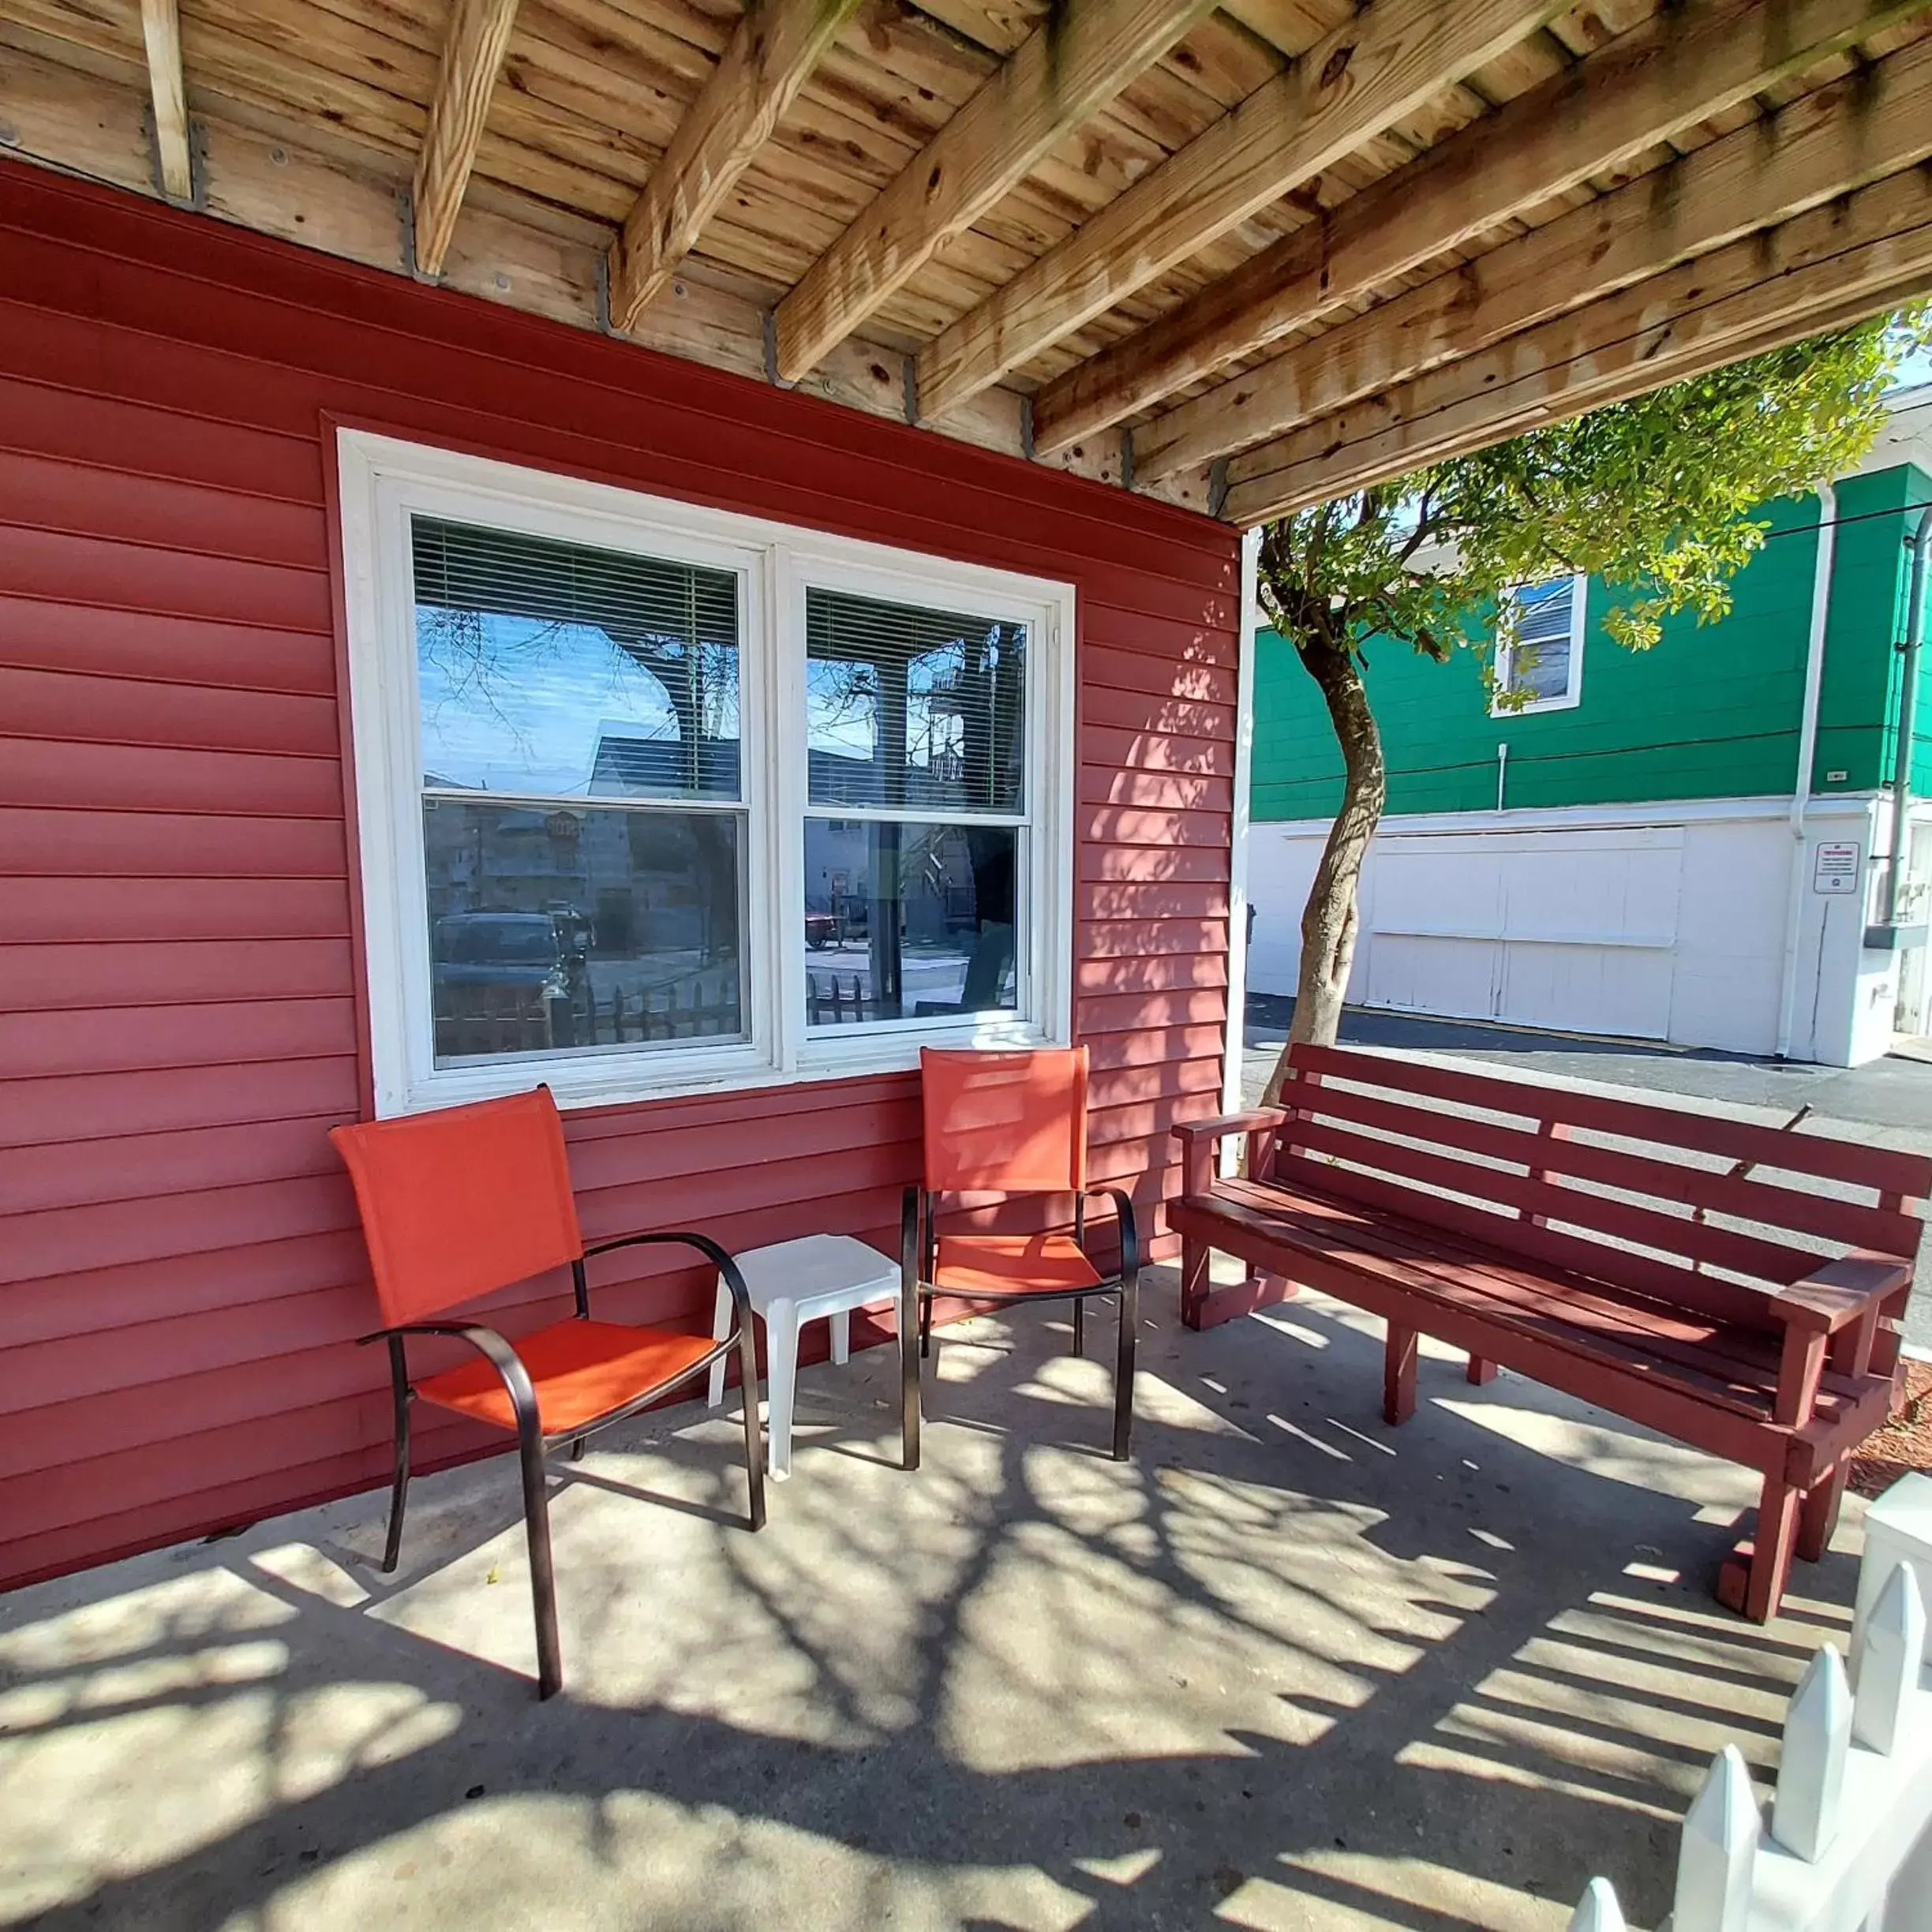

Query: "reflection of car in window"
left=804, top=897, right=868, bottom=949
left=433, top=912, right=573, bottom=997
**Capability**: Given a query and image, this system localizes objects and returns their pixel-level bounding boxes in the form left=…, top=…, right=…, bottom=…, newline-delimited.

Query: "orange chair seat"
left=414, top=1320, right=719, bottom=1436
left=934, top=1232, right=1105, bottom=1297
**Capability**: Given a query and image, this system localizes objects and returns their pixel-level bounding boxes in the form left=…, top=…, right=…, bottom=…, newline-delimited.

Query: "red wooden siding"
left=0, top=164, right=1242, bottom=1592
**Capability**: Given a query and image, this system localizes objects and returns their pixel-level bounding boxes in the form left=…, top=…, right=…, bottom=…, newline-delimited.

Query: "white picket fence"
left=1564, top=1540, right=1931, bottom=1932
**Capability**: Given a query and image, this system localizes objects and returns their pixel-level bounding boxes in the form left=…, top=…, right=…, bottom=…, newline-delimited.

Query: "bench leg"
left=1797, top=1463, right=1847, bottom=1564
left=1717, top=1470, right=1802, bottom=1623
left=1466, top=1356, right=1496, bottom=1386
left=1180, top=1235, right=1211, bottom=1331
left=1384, top=1324, right=1419, bottom=1427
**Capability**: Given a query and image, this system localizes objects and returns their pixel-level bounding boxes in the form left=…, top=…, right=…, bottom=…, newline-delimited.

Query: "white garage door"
left=1358, top=826, right=1683, bottom=1040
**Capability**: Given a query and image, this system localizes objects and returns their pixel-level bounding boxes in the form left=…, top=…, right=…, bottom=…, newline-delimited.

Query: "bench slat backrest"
left=1268, top=1046, right=1929, bottom=1326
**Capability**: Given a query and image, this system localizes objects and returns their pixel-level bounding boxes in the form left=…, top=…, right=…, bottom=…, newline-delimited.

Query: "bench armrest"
left=1172, top=1109, right=1286, bottom=1147
left=1770, top=1255, right=1912, bottom=1335
left=1172, top=1108, right=1286, bottom=1194
left=1769, top=1254, right=1912, bottom=1422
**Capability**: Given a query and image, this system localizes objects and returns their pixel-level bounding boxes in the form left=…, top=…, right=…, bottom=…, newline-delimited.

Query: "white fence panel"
left=1565, top=1509, right=1932, bottom=1932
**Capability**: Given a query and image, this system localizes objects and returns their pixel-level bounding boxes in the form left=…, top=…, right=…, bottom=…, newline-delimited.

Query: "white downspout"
left=1775, top=482, right=1837, bottom=1060
left=1222, top=527, right=1260, bottom=1156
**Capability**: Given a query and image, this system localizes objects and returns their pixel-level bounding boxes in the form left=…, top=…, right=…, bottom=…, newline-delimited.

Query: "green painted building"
left=1244, top=388, right=1932, bottom=1066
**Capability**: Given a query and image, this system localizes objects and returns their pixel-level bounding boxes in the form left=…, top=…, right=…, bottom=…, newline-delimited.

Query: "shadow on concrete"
left=0, top=1286, right=1854, bottom=1932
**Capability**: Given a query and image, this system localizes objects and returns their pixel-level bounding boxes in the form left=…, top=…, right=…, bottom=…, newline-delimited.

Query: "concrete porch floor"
left=0, top=1267, right=1866, bottom=1932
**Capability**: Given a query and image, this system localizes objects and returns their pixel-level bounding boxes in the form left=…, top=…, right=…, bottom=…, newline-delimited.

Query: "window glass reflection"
left=806, top=589, right=1025, bottom=814
left=413, top=517, right=741, bottom=800
left=425, top=799, right=743, bottom=1062
left=803, top=820, right=1017, bottom=1026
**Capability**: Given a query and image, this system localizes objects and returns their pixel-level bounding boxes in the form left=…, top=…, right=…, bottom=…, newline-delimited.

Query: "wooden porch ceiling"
left=2, top=0, right=1930, bottom=526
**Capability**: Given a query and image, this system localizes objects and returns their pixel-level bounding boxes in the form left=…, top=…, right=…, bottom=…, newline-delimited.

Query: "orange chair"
left=903, top=1046, right=1140, bottom=1463
left=330, top=1086, right=764, bottom=1699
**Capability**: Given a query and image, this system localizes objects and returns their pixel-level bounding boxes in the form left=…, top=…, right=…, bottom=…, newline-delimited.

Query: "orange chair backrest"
left=329, top=1086, right=585, bottom=1327
left=920, top=1046, right=1090, bottom=1195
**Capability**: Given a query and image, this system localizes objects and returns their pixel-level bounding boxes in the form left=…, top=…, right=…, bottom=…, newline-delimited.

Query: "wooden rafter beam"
left=138, top=0, right=191, bottom=204
left=412, top=0, right=520, bottom=280
left=1221, top=163, right=1932, bottom=526
left=772, top=0, right=1219, bottom=385
left=608, top=0, right=861, bottom=335
left=1144, top=28, right=1932, bottom=487
left=914, top=0, right=1571, bottom=423
left=1039, top=0, right=1932, bottom=464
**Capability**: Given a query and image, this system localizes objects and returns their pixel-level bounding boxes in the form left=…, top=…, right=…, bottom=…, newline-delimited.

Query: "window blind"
left=805, top=586, right=1026, bottom=814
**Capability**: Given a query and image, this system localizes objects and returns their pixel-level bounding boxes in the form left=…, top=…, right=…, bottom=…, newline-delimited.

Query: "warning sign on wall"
left=1812, top=841, right=1863, bottom=895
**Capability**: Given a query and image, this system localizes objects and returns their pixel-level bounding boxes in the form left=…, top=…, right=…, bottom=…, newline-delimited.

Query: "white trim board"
left=335, top=429, right=1077, bottom=1116
left=1256, top=793, right=1885, bottom=841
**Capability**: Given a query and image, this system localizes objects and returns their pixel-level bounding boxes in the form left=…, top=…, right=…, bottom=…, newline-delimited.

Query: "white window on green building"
left=1493, top=572, right=1586, bottom=714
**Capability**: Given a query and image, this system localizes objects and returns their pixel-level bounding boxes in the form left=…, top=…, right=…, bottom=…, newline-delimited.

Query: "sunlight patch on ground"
left=0, top=1569, right=459, bottom=1926
left=1435, top=1395, right=1763, bottom=1511
left=234, top=1788, right=1102, bottom=1932
left=249, top=1544, right=371, bottom=1610
left=0, top=1283, right=1866, bottom=1932
left=1222, top=1854, right=1556, bottom=1932
left=1127, top=1369, right=1263, bottom=1441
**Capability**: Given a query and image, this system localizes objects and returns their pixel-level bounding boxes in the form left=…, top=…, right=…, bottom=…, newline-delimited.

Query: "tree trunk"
left=1261, top=635, right=1386, bottom=1106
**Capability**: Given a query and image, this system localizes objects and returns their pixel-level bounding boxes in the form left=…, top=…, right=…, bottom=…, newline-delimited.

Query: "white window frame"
left=1491, top=571, right=1586, bottom=716
left=335, top=429, right=1075, bottom=1117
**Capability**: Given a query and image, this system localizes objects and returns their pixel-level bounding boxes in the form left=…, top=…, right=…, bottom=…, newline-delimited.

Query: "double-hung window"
left=338, top=432, right=1073, bottom=1116
left=1492, top=572, right=1586, bottom=714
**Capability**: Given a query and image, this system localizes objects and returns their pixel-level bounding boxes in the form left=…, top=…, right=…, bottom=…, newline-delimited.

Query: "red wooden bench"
left=1170, top=1044, right=1930, bottom=1622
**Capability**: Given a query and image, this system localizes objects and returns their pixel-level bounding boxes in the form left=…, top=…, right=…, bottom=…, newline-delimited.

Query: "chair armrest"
left=1769, top=1256, right=1913, bottom=1335
left=1172, top=1109, right=1286, bottom=1195
left=1079, top=1186, right=1142, bottom=1284
left=356, top=1322, right=541, bottom=1433
left=581, top=1230, right=754, bottom=1317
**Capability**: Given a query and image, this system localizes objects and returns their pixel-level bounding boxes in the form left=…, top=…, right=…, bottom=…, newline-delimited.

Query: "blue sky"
left=1893, top=341, right=1932, bottom=391
left=417, top=613, right=708, bottom=795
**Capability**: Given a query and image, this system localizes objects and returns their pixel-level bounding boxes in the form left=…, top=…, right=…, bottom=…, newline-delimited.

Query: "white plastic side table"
left=706, top=1234, right=904, bottom=1479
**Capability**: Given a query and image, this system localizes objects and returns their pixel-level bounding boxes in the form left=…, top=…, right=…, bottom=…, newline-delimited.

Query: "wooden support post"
left=1180, top=1235, right=1211, bottom=1331
left=1798, top=1462, right=1848, bottom=1564
left=413, top=0, right=521, bottom=280
left=1185, top=1273, right=1299, bottom=1329
left=1145, top=28, right=1932, bottom=487
left=1717, top=1468, right=1802, bottom=1623
left=776, top=0, right=1217, bottom=380
left=138, top=0, right=193, bottom=205
left=608, top=0, right=862, bottom=331
left=916, top=0, right=1571, bottom=417
left=1384, top=1322, right=1419, bottom=1427
left=1223, top=164, right=1932, bottom=525
left=1775, top=1322, right=1829, bottom=1428
left=1038, top=0, right=1932, bottom=463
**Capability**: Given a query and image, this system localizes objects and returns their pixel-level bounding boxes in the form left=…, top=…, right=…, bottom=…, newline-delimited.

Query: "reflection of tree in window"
left=806, top=590, right=1024, bottom=1021
left=410, top=520, right=745, bottom=1057
left=412, top=519, right=741, bottom=799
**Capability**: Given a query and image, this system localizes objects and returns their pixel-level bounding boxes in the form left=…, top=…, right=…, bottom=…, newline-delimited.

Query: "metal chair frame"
left=360, top=1229, right=765, bottom=1700
left=900, top=1183, right=1141, bottom=1466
